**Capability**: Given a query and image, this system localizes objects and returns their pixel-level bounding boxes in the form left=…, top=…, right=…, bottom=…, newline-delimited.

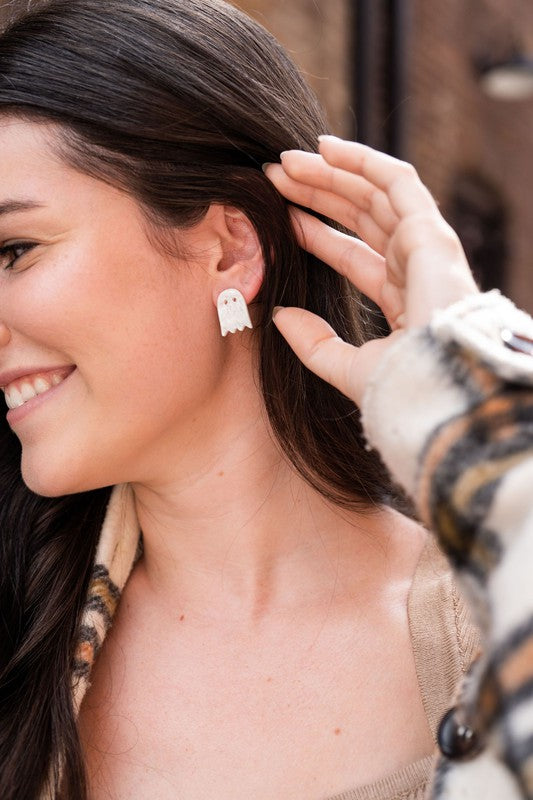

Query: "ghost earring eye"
left=217, top=288, right=253, bottom=337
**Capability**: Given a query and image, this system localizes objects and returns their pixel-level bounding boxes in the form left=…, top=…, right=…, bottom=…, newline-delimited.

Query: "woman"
left=0, top=1, right=530, bottom=798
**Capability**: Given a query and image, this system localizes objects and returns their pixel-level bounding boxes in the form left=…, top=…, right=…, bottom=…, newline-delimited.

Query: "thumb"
left=272, top=306, right=390, bottom=406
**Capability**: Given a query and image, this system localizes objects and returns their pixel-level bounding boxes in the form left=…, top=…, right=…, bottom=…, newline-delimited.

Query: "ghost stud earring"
left=217, top=288, right=253, bottom=337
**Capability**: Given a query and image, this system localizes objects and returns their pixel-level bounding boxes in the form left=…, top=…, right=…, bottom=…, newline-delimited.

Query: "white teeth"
left=34, top=378, right=50, bottom=393
left=5, top=387, right=23, bottom=409
left=3, top=372, right=66, bottom=410
left=20, top=382, right=37, bottom=402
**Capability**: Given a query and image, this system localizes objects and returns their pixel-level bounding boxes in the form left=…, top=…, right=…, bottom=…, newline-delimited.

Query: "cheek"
left=15, top=238, right=209, bottom=361
left=18, top=334, right=220, bottom=497
left=99, top=310, right=218, bottom=419
left=90, top=268, right=218, bottom=406
left=14, top=266, right=224, bottom=495
left=19, top=331, right=222, bottom=497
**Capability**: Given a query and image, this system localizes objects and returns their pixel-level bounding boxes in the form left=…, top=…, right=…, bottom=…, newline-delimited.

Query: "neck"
left=126, top=353, right=397, bottom=626
left=130, top=442, right=397, bottom=627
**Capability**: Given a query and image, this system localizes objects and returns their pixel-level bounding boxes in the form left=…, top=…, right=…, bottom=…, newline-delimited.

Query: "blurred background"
left=236, top=0, right=533, bottom=312
left=2, top=0, right=533, bottom=312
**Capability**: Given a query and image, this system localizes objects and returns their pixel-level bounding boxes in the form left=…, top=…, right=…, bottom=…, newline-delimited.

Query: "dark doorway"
left=448, top=172, right=508, bottom=292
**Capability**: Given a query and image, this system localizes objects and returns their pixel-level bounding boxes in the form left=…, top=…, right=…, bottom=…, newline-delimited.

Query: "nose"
left=0, top=322, right=12, bottom=347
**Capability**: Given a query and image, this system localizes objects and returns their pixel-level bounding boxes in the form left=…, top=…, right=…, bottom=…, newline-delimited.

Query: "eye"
left=0, top=242, right=37, bottom=271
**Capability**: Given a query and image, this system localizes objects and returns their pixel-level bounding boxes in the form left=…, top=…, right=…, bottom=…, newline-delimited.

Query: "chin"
left=20, top=456, right=102, bottom=498
left=21, top=470, right=76, bottom=498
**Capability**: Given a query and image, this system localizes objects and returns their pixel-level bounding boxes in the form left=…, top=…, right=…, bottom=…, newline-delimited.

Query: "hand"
left=263, top=135, right=479, bottom=406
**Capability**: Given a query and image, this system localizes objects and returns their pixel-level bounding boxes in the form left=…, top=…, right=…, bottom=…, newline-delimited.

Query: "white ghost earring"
left=217, top=288, right=253, bottom=337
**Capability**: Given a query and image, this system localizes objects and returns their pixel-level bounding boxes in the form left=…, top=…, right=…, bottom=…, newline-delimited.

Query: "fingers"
left=316, top=136, right=439, bottom=218
left=264, top=159, right=393, bottom=257
left=290, top=208, right=405, bottom=330
left=385, top=211, right=478, bottom=318
left=277, top=151, right=400, bottom=233
left=264, top=137, right=439, bottom=254
left=290, top=208, right=405, bottom=328
left=288, top=208, right=387, bottom=307
left=272, top=305, right=397, bottom=406
left=380, top=281, right=406, bottom=330
left=265, top=135, right=477, bottom=336
left=271, top=306, right=361, bottom=402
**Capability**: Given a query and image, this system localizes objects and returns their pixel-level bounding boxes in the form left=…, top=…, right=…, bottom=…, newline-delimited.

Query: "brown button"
left=437, top=706, right=483, bottom=760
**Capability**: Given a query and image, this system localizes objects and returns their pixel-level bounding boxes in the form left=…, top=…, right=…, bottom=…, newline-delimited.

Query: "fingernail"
left=272, top=305, right=285, bottom=319
left=279, top=151, right=290, bottom=160
left=318, top=134, right=340, bottom=142
left=261, top=162, right=273, bottom=172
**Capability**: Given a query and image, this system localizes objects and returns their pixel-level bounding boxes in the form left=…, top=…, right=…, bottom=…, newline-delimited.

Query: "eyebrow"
left=0, top=200, right=46, bottom=218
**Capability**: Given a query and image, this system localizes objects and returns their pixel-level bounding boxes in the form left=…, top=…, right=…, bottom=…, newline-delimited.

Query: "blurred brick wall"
left=239, top=0, right=533, bottom=311
left=234, top=0, right=353, bottom=136
left=407, top=0, right=533, bottom=310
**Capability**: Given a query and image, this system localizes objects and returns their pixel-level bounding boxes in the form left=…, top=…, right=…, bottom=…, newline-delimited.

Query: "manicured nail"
left=318, top=134, right=340, bottom=142
left=272, top=306, right=285, bottom=319
left=261, top=162, right=273, bottom=172
left=279, top=151, right=290, bottom=160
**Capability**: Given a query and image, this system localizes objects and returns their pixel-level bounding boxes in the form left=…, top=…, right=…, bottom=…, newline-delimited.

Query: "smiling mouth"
left=3, top=367, right=76, bottom=409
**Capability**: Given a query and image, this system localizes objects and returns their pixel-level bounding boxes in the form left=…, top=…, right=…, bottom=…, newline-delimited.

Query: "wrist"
left=360, top=290, right=533, bottom=498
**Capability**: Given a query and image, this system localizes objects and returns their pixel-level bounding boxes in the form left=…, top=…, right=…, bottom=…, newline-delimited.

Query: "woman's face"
left=0, top=117, right=231, bottom=496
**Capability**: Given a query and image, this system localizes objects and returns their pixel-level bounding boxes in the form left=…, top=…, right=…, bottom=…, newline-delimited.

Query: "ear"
left=209, top=206, right=265, bottom=309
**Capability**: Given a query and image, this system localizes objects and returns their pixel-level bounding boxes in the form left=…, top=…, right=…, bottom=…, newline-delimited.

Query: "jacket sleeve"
left=360, top=290, right=533, bottom=800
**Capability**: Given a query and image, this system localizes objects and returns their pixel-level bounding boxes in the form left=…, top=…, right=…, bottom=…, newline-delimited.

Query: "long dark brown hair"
left=0, top=1, right=401, bottom=796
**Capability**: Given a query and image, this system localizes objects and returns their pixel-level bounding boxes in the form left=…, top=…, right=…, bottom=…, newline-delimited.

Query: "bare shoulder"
left=329, top=502, right=431, bottom=597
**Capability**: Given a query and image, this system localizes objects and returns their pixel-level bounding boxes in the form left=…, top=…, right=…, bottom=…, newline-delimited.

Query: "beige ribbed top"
left=323, top=535, right=481, bottom=800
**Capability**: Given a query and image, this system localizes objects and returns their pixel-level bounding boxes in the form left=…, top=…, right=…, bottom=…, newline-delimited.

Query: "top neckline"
left=324, top=753, right=435, bottom=800
left=74, top=487, right=480, bottom=800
